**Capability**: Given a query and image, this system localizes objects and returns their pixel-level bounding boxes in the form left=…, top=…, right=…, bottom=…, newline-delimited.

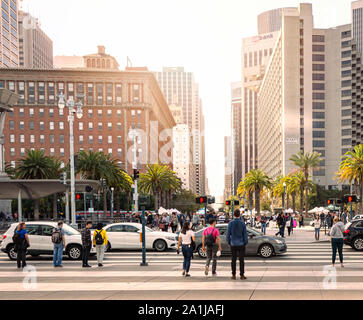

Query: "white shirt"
left=179, top=230, right=195, bottom=245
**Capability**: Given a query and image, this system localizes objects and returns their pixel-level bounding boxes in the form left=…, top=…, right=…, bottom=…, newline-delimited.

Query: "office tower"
left=231, top=81, right=242, bottom=195
left=155, top=67, right=206, bottom=195
left=0, top=0, right=19, bottom=67
left=18, top=11, right=53, bottom=69
left=0, top=52, right=176, bottom=176
left=224, top=136, right=232, bottom=201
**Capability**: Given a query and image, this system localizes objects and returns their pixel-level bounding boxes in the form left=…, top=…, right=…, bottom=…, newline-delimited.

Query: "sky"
left=22, top=0, right=352, bottom=198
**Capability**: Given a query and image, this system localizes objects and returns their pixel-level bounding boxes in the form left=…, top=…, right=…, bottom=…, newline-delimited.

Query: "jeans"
left=82, top=245, right=91, bottom=266
left=287, top=227, right=292, bottom=236
left=261, top=223, right=266, bottom=235
left=53, top=243, right=64, bottom=266
left=315, top=228, right=320, bottom=240
left=96, top=244, right=105, bottom=264
left=206, top=245, right=218, bottom=274
left=182, top=245, right=193, bottom=273
left=331, top=238, right=344, bottom=264
left=231, top=246, right=245, bottom=276
left=16, top=242, right=27, bottom=269
left=171, top=225, right=177, bottom=233
left=276, top=226, right=285, bottom=238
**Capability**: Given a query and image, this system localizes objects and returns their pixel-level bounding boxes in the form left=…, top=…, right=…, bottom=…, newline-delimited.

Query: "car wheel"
left=7, top=244, right=17, bottom=261
left=154, top=239, right=167, bottom=252
left=197, top=245, right=207, bottom=259
left=259, top=244, right=274, bottom=258
left=67, top=244, right=82, bottom=260
left=352, top=237, right=363, bottom=251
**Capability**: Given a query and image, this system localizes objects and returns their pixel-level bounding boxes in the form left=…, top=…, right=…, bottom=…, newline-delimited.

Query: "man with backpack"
left=93, top=223, right=108, bottom=267
left=202, top=218, right=222, bottom=277
left=52, top=221, right=66, bottom=268
left=81, top=221, right=93, bottom=268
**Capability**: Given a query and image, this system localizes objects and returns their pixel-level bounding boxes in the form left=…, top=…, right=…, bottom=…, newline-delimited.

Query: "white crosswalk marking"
left=0, top=241, right=362, bottom=299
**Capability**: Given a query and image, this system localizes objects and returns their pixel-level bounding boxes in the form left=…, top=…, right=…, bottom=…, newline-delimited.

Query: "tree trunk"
left=53, top=194, right=57, bottom=220
left=256, top=188, right=261, bottom=215
left=292, top=193, right=296, bottom=212
left=115, top=192, right=121, bottom=214
left=286, top=194, right=290, bottom=209
left=34, top=199, right=40, bottom=221
left=299, top=189, right=304, bottom=214
left=154, top=191, right=159, bottom=212
left=248, top=192, right=253, bottom=210
left=305, top=187, right=309, bottom=217
left=103, top=190, right=107, bottom=217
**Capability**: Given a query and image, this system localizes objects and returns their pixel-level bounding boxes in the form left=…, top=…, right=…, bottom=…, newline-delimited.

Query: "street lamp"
left=57, top=91, right=84, bottom=229
left=283, top=182, right=286, bottom=211
left=129, top=129, right=141, bottom=213
left=110, top=187, right=115, bottom=220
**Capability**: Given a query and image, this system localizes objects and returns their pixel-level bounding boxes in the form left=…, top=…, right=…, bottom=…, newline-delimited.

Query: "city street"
left=0, top=235, right=363, bottom=300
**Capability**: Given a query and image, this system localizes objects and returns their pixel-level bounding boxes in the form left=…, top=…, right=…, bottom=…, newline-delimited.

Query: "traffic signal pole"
left=140, top=206, right=148, bottom=266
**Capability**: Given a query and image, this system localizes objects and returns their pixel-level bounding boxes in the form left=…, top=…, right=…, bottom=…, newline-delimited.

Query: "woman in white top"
left=314, top=215, right=321, bottom=241
left=177, top=222, right=195, bottom=277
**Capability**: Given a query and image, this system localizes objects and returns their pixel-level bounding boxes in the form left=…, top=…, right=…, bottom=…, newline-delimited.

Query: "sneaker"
left=83, top=265, right=92, bottom=268
left=240, top=275, right=247, bottom=280
left=185, top=274, right=191, bottom=277
left=98, top=263, right=103, bottom=267
left=58, top=265, right=63, bottom=268
left=205, top=265, right=209, bottom=276
left=182, top=270, right=186, bottom=276
left=231, top=275, right=236, bottom=280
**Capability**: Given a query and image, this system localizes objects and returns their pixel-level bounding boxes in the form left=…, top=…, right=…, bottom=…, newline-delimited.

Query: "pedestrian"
left=13, top=222, right=30, bottom=269
left=191, top=212, right=200, bottom=230
left=178, top=212, right=186, bottom=230
left=330, top=216, right=345, bottom=268
left=327, top=212, right=333, bottom=229
left=341, top=209, right=348, bottom=225
left=52, top=221, right=66, bottom=268
left=146, top=212, right=154, bottom=228
left=93, top=223, right=108, bottom=267
left=260, top=213, right=267, bottom=235
left=226, top=210, right=248, bottom=280
left=298, top=214, right=303, bottom=228
left=275, top=213, right=285, bottom=238
left=153, top=213, right=160, bottom=230
left=170, top=213, right=178, bottom=233
left=205, top=211, right=213, bottom=226
left=81, top=221, right=93, bottom=268
left=159, top=213, right=167, bottom=232
left=202, top=218, right=222, bottom=277
left=286, top=213, right=293, bottom=236
left=314, top=215, right=321, bottom=241
left=177, top=222, right=195, bottom=277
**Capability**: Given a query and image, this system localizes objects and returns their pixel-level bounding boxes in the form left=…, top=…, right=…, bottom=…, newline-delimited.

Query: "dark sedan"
left=194, top=224, right=287, bottom=259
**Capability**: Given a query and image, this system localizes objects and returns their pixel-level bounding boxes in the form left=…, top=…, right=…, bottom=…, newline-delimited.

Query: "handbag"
left=286, top=220, right=291, bottom=227
left=159, top=223, right=165, bottom=229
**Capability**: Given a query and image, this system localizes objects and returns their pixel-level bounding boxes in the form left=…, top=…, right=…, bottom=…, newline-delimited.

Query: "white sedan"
left=103, top=223, right=178, bottom=252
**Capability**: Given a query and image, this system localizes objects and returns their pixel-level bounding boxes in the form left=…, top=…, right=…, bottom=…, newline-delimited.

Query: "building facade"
left=0, top=0, right=19, bottom=68
left=0, top=67, right=176, bottom=176
left=18, top=11, right=53, bottom=69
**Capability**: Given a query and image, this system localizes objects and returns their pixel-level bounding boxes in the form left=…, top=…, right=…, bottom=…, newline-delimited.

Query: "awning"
left=0, top=180, right=100, bottom=200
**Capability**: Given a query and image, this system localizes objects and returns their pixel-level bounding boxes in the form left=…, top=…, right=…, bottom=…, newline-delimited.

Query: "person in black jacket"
left=275, top=213, right=285, bottom=238
left=81, top=221, right=92, bottom=268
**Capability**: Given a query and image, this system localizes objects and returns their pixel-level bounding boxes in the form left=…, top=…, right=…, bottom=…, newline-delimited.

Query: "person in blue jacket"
left=226, top=209, right=248, bottom=280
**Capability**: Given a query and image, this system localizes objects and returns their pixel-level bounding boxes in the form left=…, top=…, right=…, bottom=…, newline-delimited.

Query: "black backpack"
left=205, top=228, right=216, bottom=246
left=95, top=230, right=104, bottom=245
left=12, top=231, right=21, bottom=244
left=51, top=229, right=62, bottom=244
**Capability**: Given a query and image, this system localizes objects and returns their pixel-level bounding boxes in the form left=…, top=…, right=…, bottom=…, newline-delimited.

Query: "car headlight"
left=166, top=236, right=177, bottom=241
left=274, top=239, right=284, bottom=244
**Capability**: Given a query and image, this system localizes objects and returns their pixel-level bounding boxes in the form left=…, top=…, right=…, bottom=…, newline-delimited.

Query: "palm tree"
left=290, top=151, right=322, bottom=216
left=15, top=150, right=55, bottom=220
left=49, top=157, right=64, bottom=220
left=237, top=169, right=271, bottom=215
left=337, top=144, right=363, bottom=214
left=138, top=164, right=181, bottom=211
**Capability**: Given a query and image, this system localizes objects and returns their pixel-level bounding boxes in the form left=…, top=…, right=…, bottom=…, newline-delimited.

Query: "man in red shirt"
left=202, top=218, right=222, bottom=276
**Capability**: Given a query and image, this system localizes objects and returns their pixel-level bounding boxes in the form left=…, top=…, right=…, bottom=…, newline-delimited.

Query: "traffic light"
left=225, top=200, right=231, bottom=206
left=59, top=172, right=67, bottom=185
left=234, top=200, right=240, bottom=206
left=133, top=169, right=140, bottom=180
left=327, top=199, right=333, bottom=205
left=85, top=185, right=93, bottom=193
left=344, top=194, right=358, bottom=204
left=208, top=196, right=215, bottom=204
left=196, top=196, right=208, bottom=204
left=76, top=193, right=83, bottom=201
left=100, top=178, right=106, bottom=188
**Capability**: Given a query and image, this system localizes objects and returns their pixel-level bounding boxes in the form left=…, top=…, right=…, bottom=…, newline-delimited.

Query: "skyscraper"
left=0, top=0, right=19, bottom=68
left=18, top=11, right=53, bottom=69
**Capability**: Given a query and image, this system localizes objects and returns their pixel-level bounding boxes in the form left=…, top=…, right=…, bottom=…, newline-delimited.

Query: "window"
left=59, top=122, right=64, bottom=130
left=98, top=123, right=102, bottom=130
left=342, top=138, right=351, bottom=146
left=342, top=50, right=351, bottom=58
left=312, top=74, right=325, bottom=81
left=60, top=148, right=65, bottom=157
left=49, top=109, right=54, bottom=117
left=79, top=135, right=84, bottom=144
left=342, top=109, right=351, bottom=117
left=50, top=122, right=54, bottom=130
left=50, top=148, right=55, bottom=156
left=19, top=108, right=24, bottom=117
left=98, top=110, right=102, bottom=118
left=117, top=136, right=122, bottom=144
left=40, top=135, right=44, bottom=144
left=10, top=134, right=14, bottom=143
left=29, top=109, right=34, bottom=117
left=312, top=64, right=325, bottom=71
left=313, top=121, right=325, bottom=129
left=341, top=90, right=351, bottom=97
left=133, top=84, right=140, bottom=102
left=342, top=70, right=351, bottom=77
left=313, top=93, right=325, bottom=100
left=108, top=136, right=112, bottom=144
left=342, top=119, right=351, bottom=126
left=10, top=148, right=15, bottom=156
left=342, top=80, right=351, bottom=87
left=29, top=121, right=34, bottom=130
left=108, top=148, right=112, bottom=155
left=89, top=135, right=93, bottom=144
left=107, top=110, right=112, bottom=117
left=313, top=140, right=325, bottom=147
left=313, top=102, right=325, bottom=109
left=87, top=83, right=94, bottom=104
left=117, top=148, right=122, bottom=157
left=79, top=122, right=83, bottom=131
left=20, top=135, right=25, bottom=143
left=312, top=45, right=325, bottom=52
left=341, top=30, right=351, bottom=38
left=9, top=121, right=14, bottom=130
left=313, top=83, right=325, bottom=90
left=19, top=121, right=24, bottom=130
left=89, top=122, right=93, bottom=130
left=97, top=83, right=103, bottom=105
left=20, top=148, right=25, bottom=157
left=50, top=135, right=54, bottom=144
left=312, top=35, right=325, bottom=42
left=117, top=123, right=121, bottom=130
left=313, top=131, right=325, bottom=138
left=342, top=129, right=352, bottom=136
left=117, top=110, right=121, bottom=117
left=342, top=100, right=351, bottom=107
left=39, top=109, right=44, bottom=117
left=116, top=84, right=122, bottom=104
left=313, top=112, right=325, bottom=119
left=341, top=60, right=351, bottom=67
left=312, top=54, right=325, bottom=62
left=107, top=123, right=112, bottom=130
left=60, top=135, right=64, bottom=144
left=40, top=122, right=44, bottom=130
left=88, top=110, right=93, bottom=118
left=98, top=136, right=103, bottom=144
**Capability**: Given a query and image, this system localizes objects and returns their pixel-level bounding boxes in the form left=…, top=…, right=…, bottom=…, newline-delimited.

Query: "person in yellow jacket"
left=92, top=223, right=108, bottom=267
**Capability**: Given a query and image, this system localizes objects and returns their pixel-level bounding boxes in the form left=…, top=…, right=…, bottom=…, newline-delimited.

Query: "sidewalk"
left=262, top=225, right=330, bottom=243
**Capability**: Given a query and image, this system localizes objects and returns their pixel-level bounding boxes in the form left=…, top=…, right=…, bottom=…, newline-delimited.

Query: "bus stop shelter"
left=0, top=179, right=100, bottom=221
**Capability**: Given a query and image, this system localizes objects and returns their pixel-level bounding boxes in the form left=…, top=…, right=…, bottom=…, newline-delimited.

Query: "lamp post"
left=110, top=187, right=114, bottom=220
left=129, top=130, right=140, bottom=213
left=57, top=92, right=84, bottom=229
left=283, top=182, right=286, bottom=211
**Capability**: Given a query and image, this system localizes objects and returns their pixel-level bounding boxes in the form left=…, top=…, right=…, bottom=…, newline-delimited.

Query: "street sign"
left=89, top=208, right=94, bottom=213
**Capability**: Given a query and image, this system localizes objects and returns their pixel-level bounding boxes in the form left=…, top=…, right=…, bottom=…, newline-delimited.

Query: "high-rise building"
left=241, top=31, right=279, bottom=177
left=0, top=0, right=19, bottom=68
left=155, top=67, right=206, bottom=195
left=231, top=82, right=242, bottom=195
left=0, top=53, right=176, bottom=176
left=224, top=136, right=232, bottom=201
left=18, top=11, right=53, bottom=69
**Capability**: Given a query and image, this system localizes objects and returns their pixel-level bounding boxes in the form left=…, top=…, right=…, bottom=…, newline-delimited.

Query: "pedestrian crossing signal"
left=76, top=193, right=83, bottom=201
left=226, top=201, right=231, bottom=206
left=344, top=194, right=358, bottom=204
left=196, top=197, right=208, bottom=204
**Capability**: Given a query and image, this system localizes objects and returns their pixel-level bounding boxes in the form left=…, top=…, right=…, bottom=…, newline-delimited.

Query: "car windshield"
left=145, top=227, right=153, bottom=232
left=62, top=224, right=81, bottom=236
left=345, top=222, right=352, bottom=230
